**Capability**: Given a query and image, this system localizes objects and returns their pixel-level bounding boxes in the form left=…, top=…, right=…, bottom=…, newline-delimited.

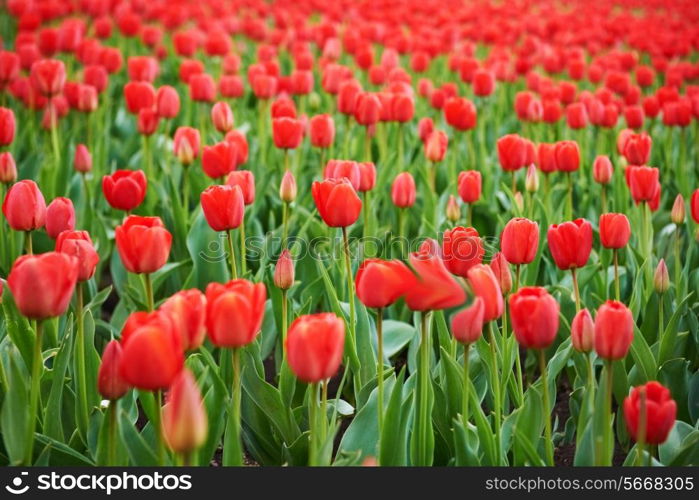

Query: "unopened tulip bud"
left=279, top=169, right=297, bottom=203
left=74, top=144, right=92, bottom=173
left=490, top=252, right=512, bottom=295
left=0, top=152, right=17, bottom=183
left=98, top=340, right=130, bottom=400
left=161, top=369, right=208, bottom=454
left=308, top=92, right=321, bottom=110
left=654, top=259, right=669, bottom=294
left=671, top=194, right=685, bottom=225
left=525, top=164, right=539, bottom=192
left=571, top=308, right=594, bottom=353
left=211, top=101, right=234, bottom=133
left=274, top=249, right=295, bottom=290
left=513, top=191, right=524, bottom=212
left=446, top=195, right=460, bottom=222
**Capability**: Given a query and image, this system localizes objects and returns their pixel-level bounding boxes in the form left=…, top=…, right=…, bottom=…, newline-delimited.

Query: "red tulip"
left=404, top=248, right=466, bottom=311
left=127, top=56, right=158, bottom=82
left=473, top=69, right=495, bottom=97
left=624, top=382, right=676, bottom=445
left=211, top=101, right=234, bottom=133
left=45, top=197, right=75, bottom=239
left=497, top=134, right=527, bottom=171
left=271, top=97, right=297, bottom=119
left=286, top=313, right=345, bottom=383
left=73, top=144, right=92, bottom=173
left=554, top=141, right=580, bottom=172
left=392, top=93, right=415, bottom=122
left=593, top=155, right=613, bottom=184
left=290, top=70, right=313, bottom=95
left=599, top=213, right=631, bottom=249
left=226, top=170, right=255, bottom=205
left=55, top=230, right=99, bottom=281
left=98, top=340, right=130, bottom=400
left=509, top=287, right=559, bottom=349
left=355, top=258, right=413, bottom=309
left=627, top=166, right=660, bottom=204
left=115, top=216, right=172, bottom=274
left=272, top=117, right=304, bottom=149
left=337, top=79, right=362, bottom=115
left=273, top=249, right=295, bottom=290
left=30, top=59, right=65, bottom=96
left=571, top=308, right=594, bottom=353
left=173, top=127, right=201, bottom=166
left=200, top=185, right=245, bottom=232
left=391, top=172, right=416, bottom=208
left=8, top=251, right=79, bottom=319
left=162, top=369, right=208, bottom=454
left=424, top=130, right=448, bottom=163
left=442, top=226, right=484, bottom=278
left=0, top=107, right=15, bottom=146
left=357, top=162, right=376, bottom=192
left=417, top=117, right=434, bottom=143
left=160, top=289, right=207, bottom=351
left=547, top=219, right=593, bottom=270
left=311, top=178, right=362, bottom=228
left=458, top=170, right=481, bottom=204
left=219, top=75, right=244, bottom=98
left=225, top=130, right=249, bottom=166
left=691, top=189, right=699, bottom=224
left=451, top=297, right=484, bottom=344
left=189, top=73, right=216, bottom=103
left=205, top=279, right=266, bottom=348
left=251, top=74, right=277, bottom=99
left=324, top=160, right=361, bottom=191
left=536, top=143, right=557, bottom=173
left=623, top=132, right=652, bottom=166
left=123, top=81, right=155, bottom=114
left=102, top=169, right=147, bottom=212
left=501, top=217, right=539, bottom=265
left=594, top=300, right=634, bottom=360
left=137, top=108, right=159, bottom=136
left=309, top=114, right=335, bottom=148
left=354, top=92, right=382, bottom=126
left=444, top=97, right=476, bottom=131
left=156, top=85, right=180, bottom=119
left=467, top=264, right=503, bottom=322
left=202, top=141, right=237, bottom=179
left=119, top=311, right=183, bottom=391
left=489, top=252, right=512, bottom=295
left=566, top=102, right=588, bottom=129
left=2, top=179, right=46, bottom=231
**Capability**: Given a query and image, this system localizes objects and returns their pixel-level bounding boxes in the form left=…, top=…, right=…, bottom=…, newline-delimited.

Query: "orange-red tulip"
left=286, top=313, right=345, bottom=383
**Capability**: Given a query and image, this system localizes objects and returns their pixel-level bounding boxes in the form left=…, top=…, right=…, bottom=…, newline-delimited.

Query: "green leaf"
left=657, top=292, right=693, bottom=366
left=379, top=370, right=411, bottom=466
left=382, top=320, right=416, bottom=359
left=44, top=322, right=74, bottom=442
left=0, top=347, right=29, bottom=465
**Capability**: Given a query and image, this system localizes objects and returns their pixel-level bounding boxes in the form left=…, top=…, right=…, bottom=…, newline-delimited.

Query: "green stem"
left=614, top=249, right=620, bottom=301
left=376, top=308, right=384, bottom=442
left=107, top=400, right=117, bottom=466
left=321, top=380, right=329, bottom=450
left=398, top=124, right=404, bottom=171
left=308, top=382, right=318, bottom=466
left=227, top=230, right=238, bottom=279
left=364, top=128, right=371, bottom=162
left=600, top=359, right=614, bottom=466
left=143, top=273, right=154, bottom=311
left=182, top=165, right=190, bottom=217
left=417, top=311, right=432, bottom=466
left=239, top=214, right=247, bottom=276
left=466, top=203, right=472, bottom=227
left=566, top=172, right=573, bottom=220
left=601, top=185, right=607, bottom=213
left=24, top=320, right=43, bottom=466
left=342, top=227, right=355, bottom=350
left=571, top=267, right=581, bottom=312
left=462, top=343, right=471, bottom=424
left=153, top=390, right=164, bottom=465
left=76, top=283, right=89, bottom=440
left=230, top=347, right=242, bottom=465
left=514, top=264, right=521, bottom=292
left=282, top=202, right=289, bottom=248
left=657, top=293, right=664, bottom=345
left=363, top=191, right=370, bottom=239
left=281, top=290, right=288, bottom=346
left=674, top=227, right=681, bottom=296
left=24, top=231, right=33, bottom=255
left=488, top=321, right=502, bottom=465
left=539, top=349, right=554, bottom=466
left=51, top=118, right=61, bottom=194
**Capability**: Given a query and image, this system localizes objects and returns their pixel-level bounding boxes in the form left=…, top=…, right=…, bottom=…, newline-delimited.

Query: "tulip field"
left=1, top=0, right=699, bottom=470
